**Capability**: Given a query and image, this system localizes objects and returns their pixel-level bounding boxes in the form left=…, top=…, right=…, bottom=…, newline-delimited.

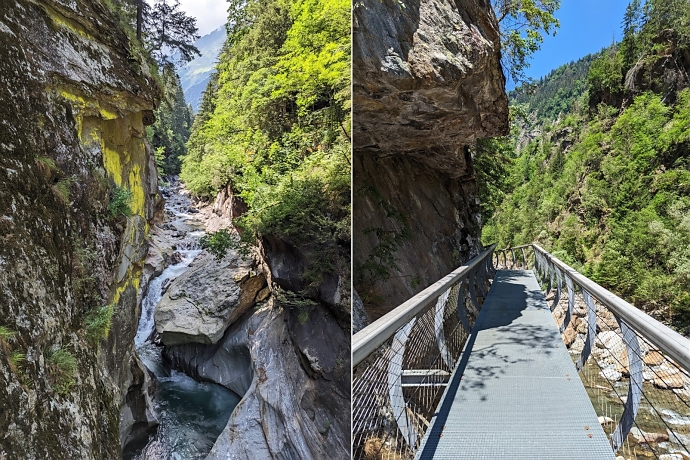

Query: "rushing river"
left=125, top=185, right=241, bottom=460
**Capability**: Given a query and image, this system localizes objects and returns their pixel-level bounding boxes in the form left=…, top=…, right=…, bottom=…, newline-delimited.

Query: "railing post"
left=387, top=319, right=418, bottom=448
left=435, top=288, right=454, bottom=370
left=576, top=289, right=596, bottom=372
left=611, top=318, right=643, bottom=451
left=561, top=273, right=575, bottom=333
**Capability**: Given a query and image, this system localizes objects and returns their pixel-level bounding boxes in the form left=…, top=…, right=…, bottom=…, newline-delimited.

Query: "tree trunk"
left=136, top=0, right=143, bottom=40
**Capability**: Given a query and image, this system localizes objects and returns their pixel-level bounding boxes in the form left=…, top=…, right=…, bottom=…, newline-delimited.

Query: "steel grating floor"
left=415, top=270, right=616, bottom=459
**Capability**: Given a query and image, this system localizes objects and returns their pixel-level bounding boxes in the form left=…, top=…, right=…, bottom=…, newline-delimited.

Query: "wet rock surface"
left=154, top=252, right=263, bottom=346
left=135, top=180, right=350, bottom=459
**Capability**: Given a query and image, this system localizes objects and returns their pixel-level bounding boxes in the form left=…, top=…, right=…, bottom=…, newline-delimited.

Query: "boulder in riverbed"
left=154, top=251, right=267, bottom=346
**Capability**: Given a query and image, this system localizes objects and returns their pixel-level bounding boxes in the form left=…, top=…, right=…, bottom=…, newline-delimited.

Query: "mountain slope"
left=485, top=7, right=690, bottom=327
left=176, top=25, right=226, bottom=111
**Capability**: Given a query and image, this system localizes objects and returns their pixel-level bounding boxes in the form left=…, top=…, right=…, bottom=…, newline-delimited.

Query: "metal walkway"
left=415, top=270, right=616, bottom=459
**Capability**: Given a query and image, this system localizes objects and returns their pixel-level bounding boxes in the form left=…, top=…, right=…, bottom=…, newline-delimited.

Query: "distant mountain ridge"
left=176, top=25, right=226, bottom=112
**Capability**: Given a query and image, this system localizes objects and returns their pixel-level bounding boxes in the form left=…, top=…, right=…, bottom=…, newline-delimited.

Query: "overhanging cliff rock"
left=353, top=0, right=509, bottom=319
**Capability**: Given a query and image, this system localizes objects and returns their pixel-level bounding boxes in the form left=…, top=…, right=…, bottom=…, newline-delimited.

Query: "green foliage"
left=200, top=229, right=236, bottom=261
left=0, top=326, right=15, bottom=340
left=147, top=63, right=194, bottom=176
left=47, top=349, right=77, bottom=395
left=9, top=351, right=26, bottom=371
left=144, top=0, right=200, bottom=65
left=475, top=137, right=514, bottom=223
left=298, top=309, right=309, bottom=324
left=108, top=185, right=133, bottom=217
left=53, top=176, right=75, bottom=204
left=84, top=305, right=114, bottom=344
left=510, top=51, right=601, bottom=123
left=182, top=0, right=350, bottom=291
left=487, top=88, right=690, bottom=324
left=492, top=0, right=561, bottom=84
left=36, top=156, right=57, bottom=171
left=587, top=47, right=624, bottom=108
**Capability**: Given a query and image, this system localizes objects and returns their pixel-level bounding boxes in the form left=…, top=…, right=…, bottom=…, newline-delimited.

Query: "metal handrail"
left=531, top=243, right=690, bottom=374
left=352, top=244, right=497, bottom=366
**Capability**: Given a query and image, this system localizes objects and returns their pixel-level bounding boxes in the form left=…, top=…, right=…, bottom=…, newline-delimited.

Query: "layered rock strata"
left=353, top=0, right=509, bottom=319
left=0, top=0, right=159, bottom=458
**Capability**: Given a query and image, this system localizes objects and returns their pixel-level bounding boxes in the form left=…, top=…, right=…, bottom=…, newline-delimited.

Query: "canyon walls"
left=0, top=0, right=159, bottom=457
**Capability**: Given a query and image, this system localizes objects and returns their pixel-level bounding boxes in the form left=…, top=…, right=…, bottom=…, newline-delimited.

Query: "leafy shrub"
left=9, top=351, right=25, bottom=373
left=85, top=305, right=114, bottom=344
left=200, top=229, right=236, bottom=261
left=47, top=349, right=77, bottom=395
left=108, top=185, right=133, bottom=217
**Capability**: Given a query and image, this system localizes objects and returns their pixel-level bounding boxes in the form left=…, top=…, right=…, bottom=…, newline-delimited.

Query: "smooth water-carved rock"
left=155, top=252, right=265, bottom=346
left=163, top=299, right=351, bottom=459
left=199, top=300, right=350, bottom=460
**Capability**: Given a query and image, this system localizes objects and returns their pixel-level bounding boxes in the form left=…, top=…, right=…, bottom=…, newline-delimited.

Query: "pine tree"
left=145, top=0, right=201, bottom=65
left=621, top=0, right=644, bottom=70
left=147, top=63, right=194, bottom=177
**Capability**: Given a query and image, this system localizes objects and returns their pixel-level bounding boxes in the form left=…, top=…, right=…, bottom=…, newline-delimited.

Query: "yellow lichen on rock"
left=40, top=2, right=95, bottom=40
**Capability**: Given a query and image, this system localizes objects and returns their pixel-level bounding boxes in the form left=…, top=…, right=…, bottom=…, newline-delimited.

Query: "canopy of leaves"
left=181, top=0, right=350, bottom=291
left=483, top=2, right=690, bottom=328
left=485, top=89, right=690, bottom=325
left=492, top=0, right=561, bottom=84
left=147, top=63, right=194, bottom=177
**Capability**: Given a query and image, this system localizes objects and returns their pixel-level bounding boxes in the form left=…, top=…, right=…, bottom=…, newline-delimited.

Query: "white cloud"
left=146, top=0, right=227, bottom=37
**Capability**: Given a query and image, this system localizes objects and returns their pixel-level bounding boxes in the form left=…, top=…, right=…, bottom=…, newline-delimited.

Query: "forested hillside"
left=510, top=51, right=601, bottom=122
left=181, top=0, right=350, bottom=294
left=484, top=0, right=690, bottom=328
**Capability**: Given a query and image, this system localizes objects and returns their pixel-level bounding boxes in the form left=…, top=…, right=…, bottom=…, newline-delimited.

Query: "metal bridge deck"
left=415, top=270, right=616, bottom=459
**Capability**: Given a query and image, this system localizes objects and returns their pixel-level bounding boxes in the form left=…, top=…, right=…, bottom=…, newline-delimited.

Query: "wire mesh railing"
left=352, top=245, right=496, bottom=460
left=496, top=244, right=690, bottom=459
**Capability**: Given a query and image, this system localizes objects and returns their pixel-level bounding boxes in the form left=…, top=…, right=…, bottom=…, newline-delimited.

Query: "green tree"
left=145, top=0, right=201, bottom=65
left=180, top=0, right=350, bottom=290
left=147, top=63, right=194, bottom=176
left=621, top=0, right=644, bottom=70
left=492, top=0, right=561, bottom=84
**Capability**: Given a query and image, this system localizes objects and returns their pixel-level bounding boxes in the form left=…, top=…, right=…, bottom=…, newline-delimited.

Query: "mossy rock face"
left=0, top=0, right=157, bottom=458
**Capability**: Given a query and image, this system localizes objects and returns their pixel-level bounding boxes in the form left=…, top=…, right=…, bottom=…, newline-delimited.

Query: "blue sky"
left=516, top=0, right=631, bottom=86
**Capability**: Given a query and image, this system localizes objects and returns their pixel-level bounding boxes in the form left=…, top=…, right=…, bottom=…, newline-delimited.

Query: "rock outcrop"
left=154, top=251, right=266, bottom=346
left=157, top=199, right=351, bottom=458
left=0, top=1, right=159, bottom=458
left=163, top=297, right=351, bottom=460
left=353, top=0, right=509, bottom=319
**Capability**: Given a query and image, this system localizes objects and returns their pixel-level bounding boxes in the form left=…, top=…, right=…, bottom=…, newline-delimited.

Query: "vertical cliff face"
left=0, top=1, right=158, bottom=458
left=353, top=0, right=509, bottom=321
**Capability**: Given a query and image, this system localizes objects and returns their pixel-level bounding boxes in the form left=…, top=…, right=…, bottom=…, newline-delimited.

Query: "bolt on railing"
left=496, top=244, right=690, bottom=458
left=352, top=245, right=496, bottom=460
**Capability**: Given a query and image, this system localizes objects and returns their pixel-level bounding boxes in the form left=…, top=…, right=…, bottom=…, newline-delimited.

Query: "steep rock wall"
left=157, top=192, right=351, bottom=459
left=353, top=0, right=508, bottom=318
left=0, top=1, right=158, bottom=458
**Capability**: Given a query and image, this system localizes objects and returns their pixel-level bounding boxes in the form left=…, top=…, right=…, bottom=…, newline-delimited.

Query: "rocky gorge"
left=127, top=181, right=351, bottom=459
left=352, top=0, right=509, bottom=324
left=0, top=1, right=350, bottom=458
